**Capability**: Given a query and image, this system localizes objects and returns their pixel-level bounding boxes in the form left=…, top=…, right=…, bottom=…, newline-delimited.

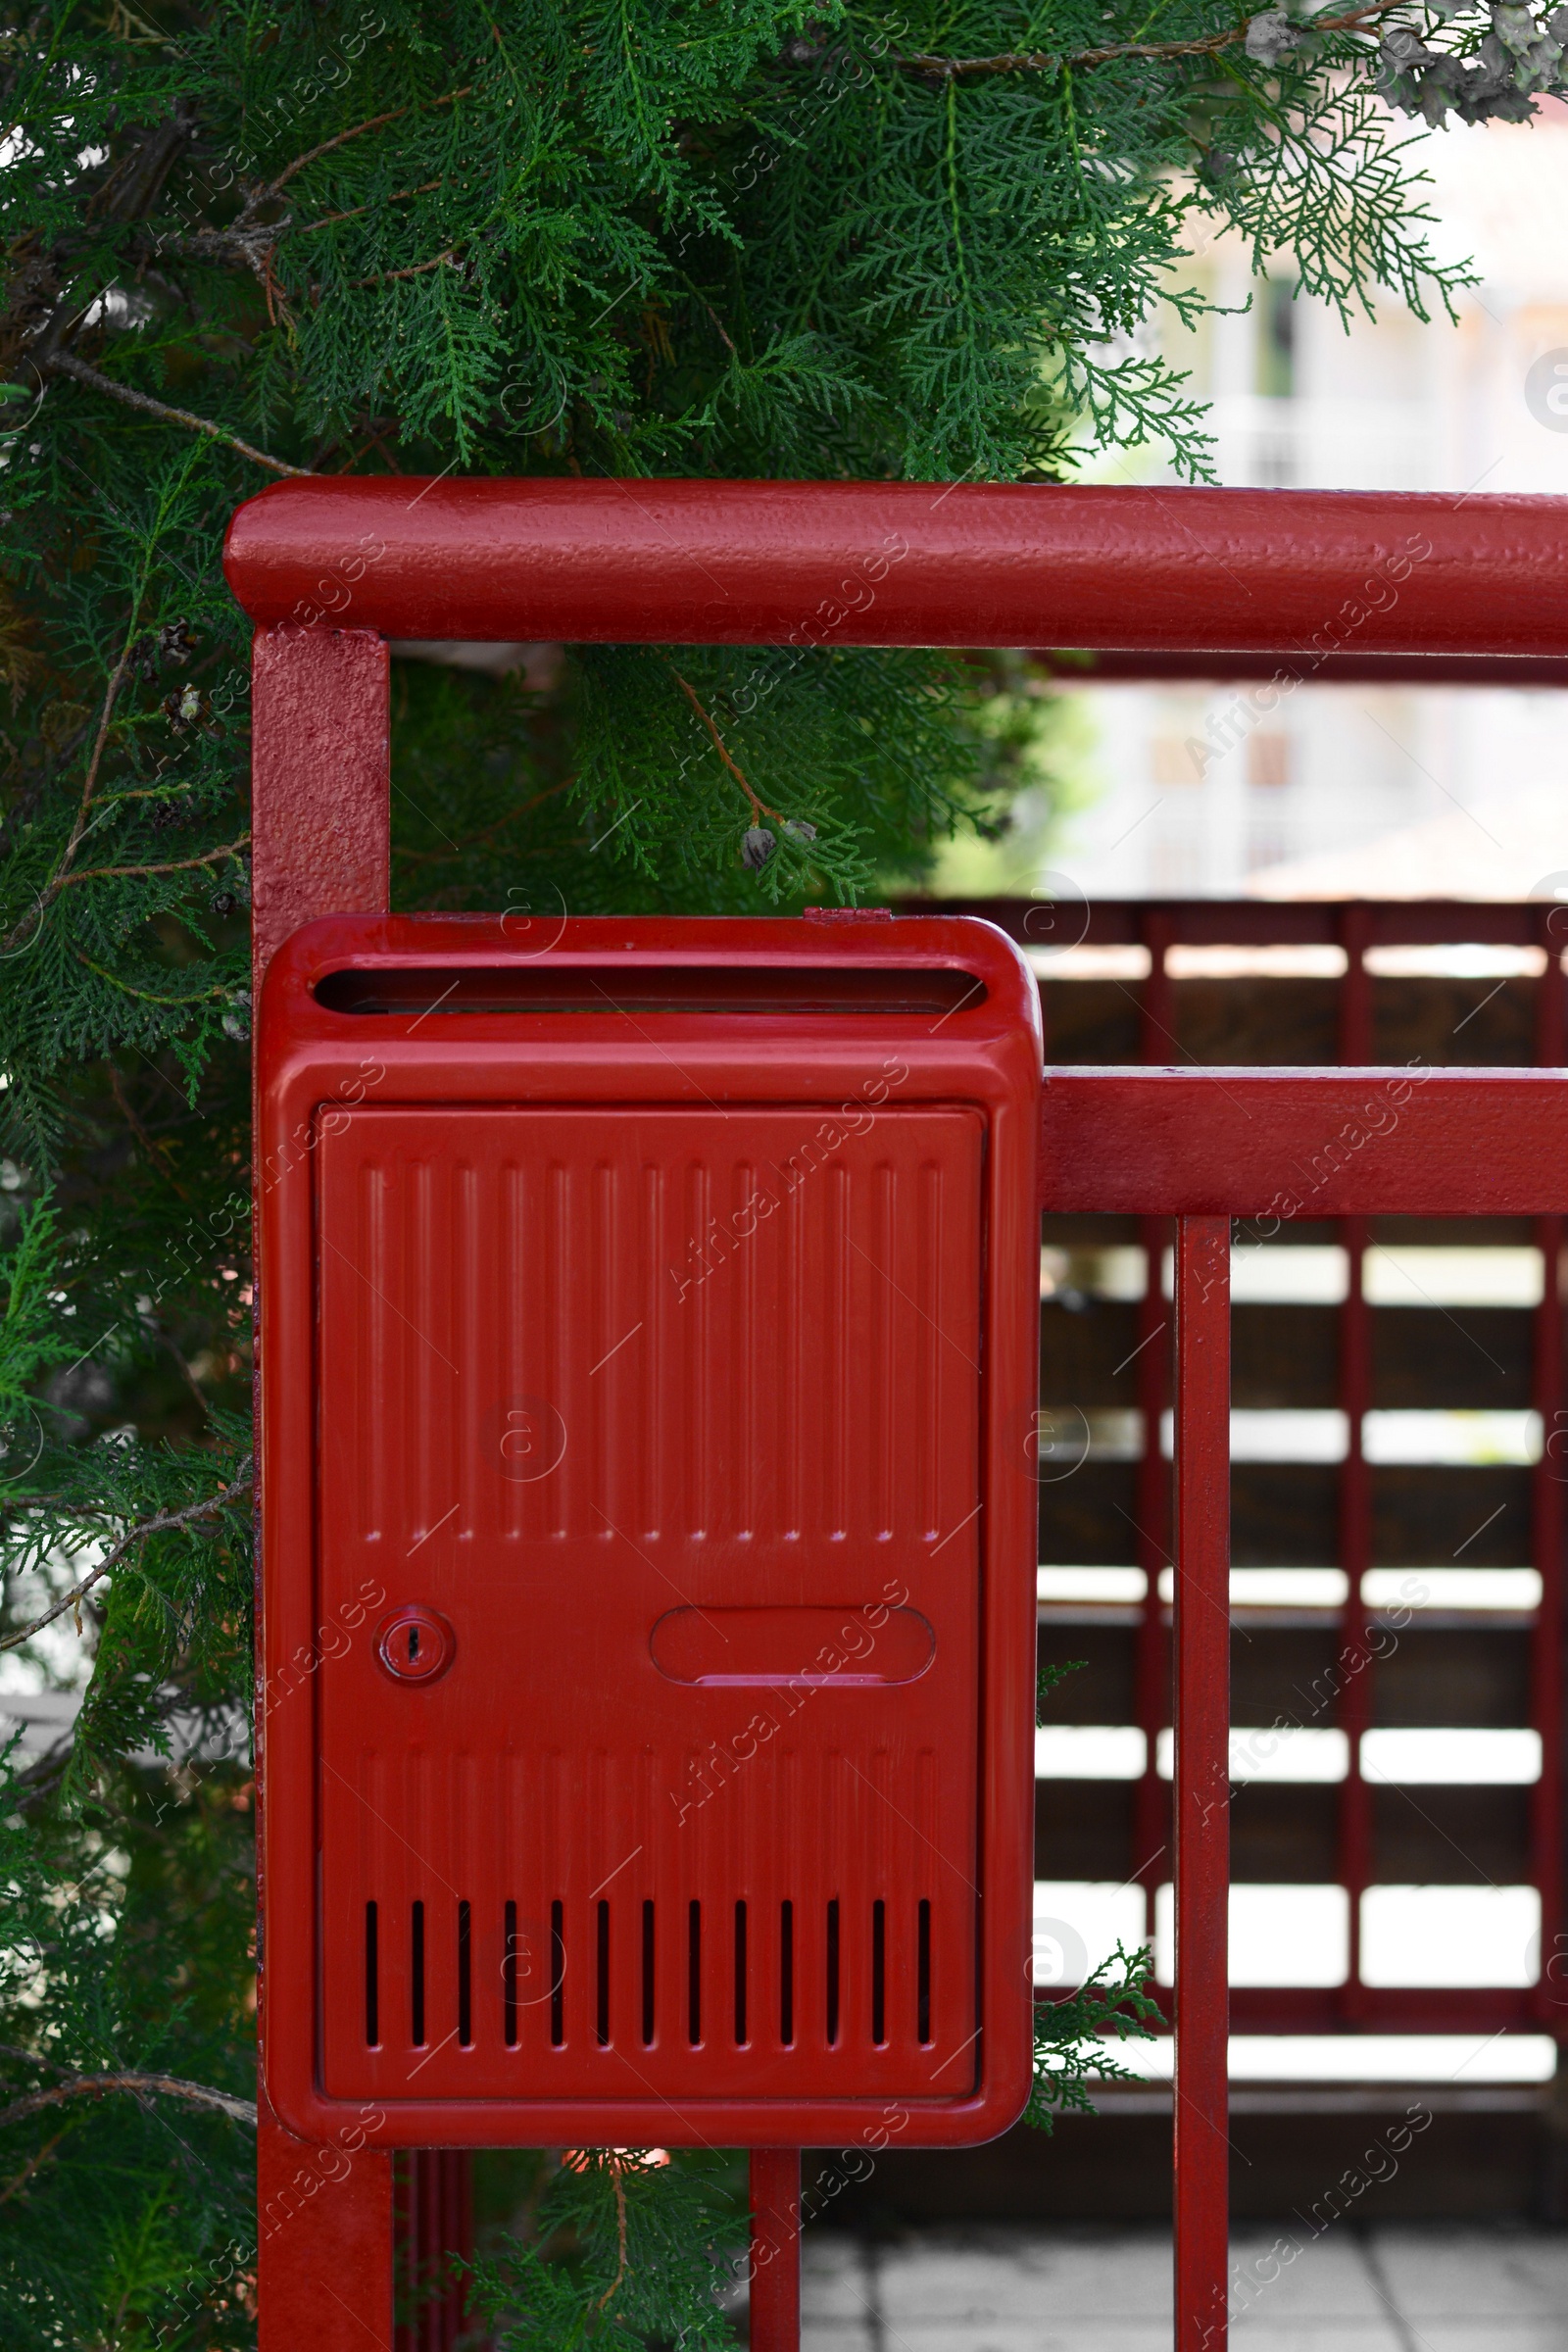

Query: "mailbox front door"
left=315, top=1105, right=987, bottom=2113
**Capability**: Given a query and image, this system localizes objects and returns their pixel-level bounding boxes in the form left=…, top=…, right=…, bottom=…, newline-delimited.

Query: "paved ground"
left=796, top=2225, right=1568, bottom=2349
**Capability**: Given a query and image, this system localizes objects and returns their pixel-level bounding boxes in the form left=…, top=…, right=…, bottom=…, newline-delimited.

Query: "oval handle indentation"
left=650, top=1604, right=934, bottom=1687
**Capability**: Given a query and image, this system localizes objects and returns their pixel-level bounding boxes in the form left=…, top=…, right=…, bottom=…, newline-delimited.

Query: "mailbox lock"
left=375, top=1605, right=456, bottom=1686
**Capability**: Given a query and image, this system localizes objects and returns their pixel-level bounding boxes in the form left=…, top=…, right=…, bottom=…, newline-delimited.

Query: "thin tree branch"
left=0, top=1462, right=254, bottom=1653
left=895, top=2, right=1407, bottom=75
left=39, top=352, right=312, bottom=477
left=108, top=1066, right=188, bottom=1199
left=3, top=628, right=147, bottom=961
left=595, top=2160, right=630, bottom=2316
left=0, top=2072, right=257, bottom=2134
left=0, top=2125, right=70, bottom=2204
left=255, top=84, right=473, bottom=204
left=298, top=176, right=447, bottom=235
left=353, top=247, right=460, bottom=288
left=60, top=833, right=252, bottom=890
left=668, top=669, right=781, bottom=822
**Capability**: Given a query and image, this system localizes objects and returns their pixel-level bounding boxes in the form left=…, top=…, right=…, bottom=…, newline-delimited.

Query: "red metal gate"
left=227, top=479, right=1568, bottom=2352
left=1039, top=1053, right=1568, bottom=2348
left=961, top=894, right=1568, bottom=2050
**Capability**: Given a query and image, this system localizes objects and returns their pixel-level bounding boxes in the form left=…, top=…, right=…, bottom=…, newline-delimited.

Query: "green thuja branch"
left=463, top=2151, right=744, bottom=2350
left=1028, top=1942, right=1163, bottom=2132
left=0, top=1197, right=79, bottom=1425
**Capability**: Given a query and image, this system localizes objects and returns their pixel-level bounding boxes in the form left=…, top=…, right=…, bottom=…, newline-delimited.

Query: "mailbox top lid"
left=260, top=911, right=1043, bottom=1063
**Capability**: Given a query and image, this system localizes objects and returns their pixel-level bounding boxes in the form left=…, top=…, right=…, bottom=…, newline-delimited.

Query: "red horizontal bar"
left=223, top=480, right=1568, bottom=655
left=1039, top=1987, right=1558, bottom=2034
left=911, top=897, right=1556, bottom=950
left=1040, top=1068, right=1568, bottom=1216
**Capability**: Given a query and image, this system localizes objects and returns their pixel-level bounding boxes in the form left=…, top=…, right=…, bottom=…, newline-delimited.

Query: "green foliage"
left=463, top=2151, right=744, bottom=2351
left=0, top=1194, right=79, bottom=1420
left=0, top=0, right=1525, bottom=2337
left=1036, top=1657, right=1086, bottom=1722
left=1027, top=1941, right=1162, bottom=2132
left=0, top=1751, right=256, bottom=2350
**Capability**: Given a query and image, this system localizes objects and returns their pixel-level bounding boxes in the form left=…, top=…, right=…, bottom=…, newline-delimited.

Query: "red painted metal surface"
left=1040, top=1068, right=1568, bottom=1216
left=250, top=625, right=389, bottom=972
left=920, top=897, right=1568, bottom=950
left=393, top=2151, right=471, bottom=2352
left=223, top=479, right=1568, bottom=654
left=252, top=626, right=394, bottom=2352
left=257, top=2112, right=395, bottom=2348
left=256, top=913, right=1041, bottom=2148
left=749, top=2148, right=803, bottom=2350
left=1172, top=1219, right=1232, bottom=2352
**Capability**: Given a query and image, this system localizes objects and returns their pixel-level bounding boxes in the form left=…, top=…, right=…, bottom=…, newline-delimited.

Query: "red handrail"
left=224, top=478, right=1568, bottom=655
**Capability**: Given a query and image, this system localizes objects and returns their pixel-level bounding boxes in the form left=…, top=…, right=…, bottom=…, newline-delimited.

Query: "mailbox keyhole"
left=375, top=1606, right=455, bottom=1685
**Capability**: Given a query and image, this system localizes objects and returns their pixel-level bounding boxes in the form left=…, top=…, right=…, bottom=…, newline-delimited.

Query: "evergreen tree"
left=0, top=1, right=1552, bottom=2338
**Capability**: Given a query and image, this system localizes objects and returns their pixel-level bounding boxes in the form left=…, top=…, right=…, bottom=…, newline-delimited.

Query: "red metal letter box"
left=257, top=914, right=1040, bottom=2147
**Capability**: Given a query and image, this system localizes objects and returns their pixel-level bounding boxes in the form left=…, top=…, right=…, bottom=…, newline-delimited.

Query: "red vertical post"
left=1531, top=907, right=1565, bottom=2029
left=1134, top=910, right=1176, bottom=1944
left=1336, top=906, right=1373, bottom=2019
left=252, top=622, right=395, bottom=2350
left=749, top=2148, right=802, bottom=2351
left=1172, top=1216, right=1231, bottom=2352
left=394, top=2151, right=473, bottom=2352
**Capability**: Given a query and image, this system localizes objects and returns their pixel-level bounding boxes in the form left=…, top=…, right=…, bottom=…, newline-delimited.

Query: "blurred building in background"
left=1051, top=102, right=1568, bottom=903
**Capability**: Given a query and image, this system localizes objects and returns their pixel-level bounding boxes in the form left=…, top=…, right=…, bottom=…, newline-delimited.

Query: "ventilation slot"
left=641, top=1900, right=656, bottom=2046
left=734, top=1902, right=748, bottom=2045
left=365, top=1902, right=379, bottom=2047
left=504, top=1902, right=518, bottom=2047
left=688, top=1900, right=702, bottom=2045
left=917, top=1899, right=932, bottom=2045
left=596, top=1901, right=611, bottom=2046
left=550, top=1901, right=564, bottom=2046
left=458, top=1900, right=472, bottom=2047
left=871, top=1899, right=886, bottom=2046
left=826, top=1898, right=841, bottom=2047
left=411, top=1901, right=426, bottom=2047
left=780, top=1901, right=795, bottom=2046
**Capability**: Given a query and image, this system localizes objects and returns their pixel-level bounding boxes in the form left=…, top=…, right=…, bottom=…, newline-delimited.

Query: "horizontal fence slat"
left=1042, top=1069, right=1568, bottom=1215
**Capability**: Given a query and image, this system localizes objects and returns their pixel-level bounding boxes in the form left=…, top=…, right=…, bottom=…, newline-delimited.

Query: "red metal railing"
left=1029, top=1025, right=1560, bottom=2352
left=942, top=895, right=1567, bottom=2043
left=1171, top=1218, right=1232, bottom=2352
left=226, top=464, right=1568, bottom=2352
